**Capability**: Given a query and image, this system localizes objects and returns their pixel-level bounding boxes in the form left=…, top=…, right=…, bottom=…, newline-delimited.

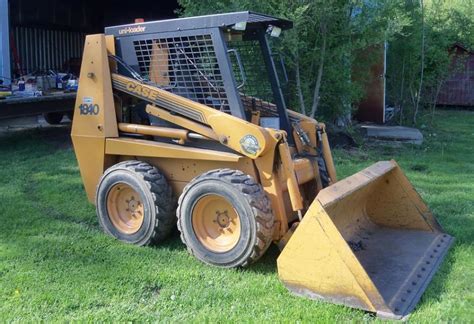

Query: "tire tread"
left=177, top=168, right=274, bottom=267
left=99, top=160, right=175, bottom=245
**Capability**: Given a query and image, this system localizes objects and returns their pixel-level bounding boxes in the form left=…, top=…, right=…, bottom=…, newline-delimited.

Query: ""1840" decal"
left=79, top=103, right=100, bottom=115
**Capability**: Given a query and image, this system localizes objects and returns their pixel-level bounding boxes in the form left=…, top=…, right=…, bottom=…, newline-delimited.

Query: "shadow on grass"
left=0, top=124, right=72, bottom=151
left=246, top=244, right=279, bottom=275
left=440, top=214, right=474, bottom=245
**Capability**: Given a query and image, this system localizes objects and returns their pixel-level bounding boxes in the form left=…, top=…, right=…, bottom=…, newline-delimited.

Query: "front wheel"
left=177, top=169, right=275, bottom=268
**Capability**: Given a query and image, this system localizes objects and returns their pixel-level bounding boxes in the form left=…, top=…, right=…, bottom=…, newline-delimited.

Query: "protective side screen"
left=227, top=38, right=293, bottom=120
left=132, top=35, right=232, bottom=114
left=228, top=39, right=273, bottom=102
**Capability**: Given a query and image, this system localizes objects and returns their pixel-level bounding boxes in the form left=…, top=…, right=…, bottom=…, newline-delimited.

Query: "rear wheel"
left=96, top=160, right=175, bottom=246
left=177, top=169, right=274, bottom=268
left=66, top=110, right=74, bottom=122
left=43, top=112, right=64, bottom=125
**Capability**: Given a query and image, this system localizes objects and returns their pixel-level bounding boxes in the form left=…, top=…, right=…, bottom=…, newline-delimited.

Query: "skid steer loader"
left=71, top=12, right=453, bottom=319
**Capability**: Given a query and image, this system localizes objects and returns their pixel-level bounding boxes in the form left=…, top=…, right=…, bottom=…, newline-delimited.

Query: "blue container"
left=56, top=75, right=63, bottom=89
left=18, top=80, right=25, bottom=91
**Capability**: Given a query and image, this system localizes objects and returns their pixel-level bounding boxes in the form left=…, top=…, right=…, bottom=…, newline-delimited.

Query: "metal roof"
left=105, top=11, right=293, bottom=37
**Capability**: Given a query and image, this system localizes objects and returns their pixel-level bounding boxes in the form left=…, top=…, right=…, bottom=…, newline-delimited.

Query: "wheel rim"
left=107, top=183, right=144, bottom=234
left=192, top=194, right=241, bottom=253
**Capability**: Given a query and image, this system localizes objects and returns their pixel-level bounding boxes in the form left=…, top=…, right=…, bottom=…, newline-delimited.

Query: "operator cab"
left=105, top=11, right=295, bottom=140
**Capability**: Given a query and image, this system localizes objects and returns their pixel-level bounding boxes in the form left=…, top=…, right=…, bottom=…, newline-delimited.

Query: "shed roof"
left=450, top=43, right=473, bottom=54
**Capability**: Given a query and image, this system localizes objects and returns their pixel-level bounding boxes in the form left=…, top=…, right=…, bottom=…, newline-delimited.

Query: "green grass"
left=0, top=110, right=473, bottom=322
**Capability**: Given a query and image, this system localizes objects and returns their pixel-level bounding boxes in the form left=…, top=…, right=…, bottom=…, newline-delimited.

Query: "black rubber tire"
left=96, top=160, right=176, bottom=246
left=43, top=112, right=64, bottom=125
left=66, top=111, right=74, bottom=122
left=177, top=169, right=275, bottom=268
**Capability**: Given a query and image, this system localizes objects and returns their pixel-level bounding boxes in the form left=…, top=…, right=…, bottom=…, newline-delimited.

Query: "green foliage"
left=386, top=0, right=470, bottom=125
left=1, top=112, right=473, bottom=321
left=178, top=0, right=412, bottom=122
left=178, top=0, right=474, bottom=125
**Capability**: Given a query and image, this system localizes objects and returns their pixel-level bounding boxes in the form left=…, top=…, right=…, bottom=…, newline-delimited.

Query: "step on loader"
left=71, top=12, right=453, bottom=319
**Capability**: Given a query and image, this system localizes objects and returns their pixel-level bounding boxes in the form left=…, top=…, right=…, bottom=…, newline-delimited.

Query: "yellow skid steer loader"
left=71, top=12, right=453, bottom=319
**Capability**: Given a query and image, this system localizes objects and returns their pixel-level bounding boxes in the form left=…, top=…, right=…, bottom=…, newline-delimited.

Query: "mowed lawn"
left=0, top=110, right=473, bottom=322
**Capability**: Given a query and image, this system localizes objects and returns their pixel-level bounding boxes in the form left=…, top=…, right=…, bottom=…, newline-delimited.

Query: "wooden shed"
left=437, top=44, right=474, bottom=107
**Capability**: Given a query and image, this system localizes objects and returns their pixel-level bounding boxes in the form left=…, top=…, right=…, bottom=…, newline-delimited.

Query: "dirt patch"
left=326, top=127, right=358, bottom=149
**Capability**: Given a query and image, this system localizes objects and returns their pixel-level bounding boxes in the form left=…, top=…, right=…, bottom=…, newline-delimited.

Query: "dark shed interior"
left=8, top=0, right=179, bottom=75
left=9, top=0, right=179, bottom=32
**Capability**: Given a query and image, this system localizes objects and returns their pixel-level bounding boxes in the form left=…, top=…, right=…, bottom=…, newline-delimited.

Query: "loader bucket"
left=277, top=160, right=453, bottom=319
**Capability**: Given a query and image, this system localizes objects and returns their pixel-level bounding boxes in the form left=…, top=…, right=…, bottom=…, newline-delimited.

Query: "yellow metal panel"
left=297, top=121, right=323, bottom=191
left=72, top=137, right=108, bottom=203
left=71, top=35, right=117, bottom=138
left=105, top=138, right=244, bottom=162
left=139, top=157, right=257, bottom=197
left=278, top=142, right=303, bottom=211
left=146, top=105, right=218, bottom=140
left=317, top=161, right=436, bottom=233
left=278, top=200, right=381, bottom=313
left=278, top=158, right=316, bottom=193
left=105, top=35, right=116, bottom=56
left=250, top=111, right=260, bottom=125
left=377, top=160, right=442, bottom=231
left=112, top=74, right=276, bottom=159
left=105, top=35, right=117, bottom=72
left=206, top=113, right=273, bottom=158
left=278, top=160, right=454, bottom=319
left=118, top=123, right=189, bottom=141
left=149, top=41, right=170, bottom=86
left=254, top=148, right=289, bottom=238
left=71, top=34, right=118, bottom=201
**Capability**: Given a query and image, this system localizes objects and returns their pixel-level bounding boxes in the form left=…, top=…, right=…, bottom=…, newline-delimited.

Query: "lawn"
left=0, top=110, right=473, bottom=322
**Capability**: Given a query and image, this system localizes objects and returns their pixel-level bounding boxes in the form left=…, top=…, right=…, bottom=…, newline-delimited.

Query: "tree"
left=178, top=0, right=474, bottom=125
left=386, top=0, right=474, bottom=125
left=413, top=0, right=425, bottom=124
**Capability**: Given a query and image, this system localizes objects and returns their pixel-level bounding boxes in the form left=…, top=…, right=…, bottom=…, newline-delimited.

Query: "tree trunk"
left=399, top=55, right=406, bottom=125
left=410, top=85, right=417, bottom=112
left=310, top=23, right=327, bottom=119
left=295, top=57, right=307, bottom=115
left=430, top=80, right=443, bottom=124
left=413, top=0, right=425, bottom=125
